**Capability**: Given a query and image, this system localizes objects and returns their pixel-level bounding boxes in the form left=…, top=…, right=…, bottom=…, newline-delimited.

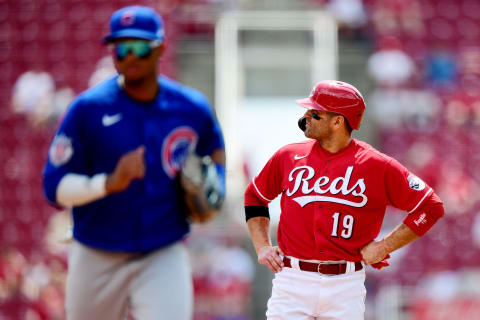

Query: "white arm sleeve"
left=56, top=173, right=108, bottom=207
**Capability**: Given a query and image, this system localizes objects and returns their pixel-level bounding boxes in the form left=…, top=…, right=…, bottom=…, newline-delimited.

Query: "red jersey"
left=245, top=139, right=434, bottom=262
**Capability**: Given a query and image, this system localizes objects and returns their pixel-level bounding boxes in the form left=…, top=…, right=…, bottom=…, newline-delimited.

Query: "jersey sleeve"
left=193, top=95, right=225, bottom=157
left=42, top=99, right=88, bottom=205
left=244, top=150, right=284, bottom=206
left=402, top=191, right=444, bottom=236
left=384, top=158, right=433, bottom=213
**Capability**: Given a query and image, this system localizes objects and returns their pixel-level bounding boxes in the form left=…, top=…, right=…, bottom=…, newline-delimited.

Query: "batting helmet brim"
left=296, top=98, right=328, bottom=111
left=103, top=29, right=164, bottom=43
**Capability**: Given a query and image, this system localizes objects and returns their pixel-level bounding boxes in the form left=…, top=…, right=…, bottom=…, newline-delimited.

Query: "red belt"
left=283, top=257, right=363, bottom=275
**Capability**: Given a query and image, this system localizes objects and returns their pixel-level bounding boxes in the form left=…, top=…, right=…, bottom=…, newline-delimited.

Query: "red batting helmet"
left=296, top=80, right=365, bottom=130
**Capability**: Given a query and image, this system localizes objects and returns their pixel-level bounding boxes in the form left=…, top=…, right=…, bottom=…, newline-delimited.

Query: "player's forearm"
left=361, top=223, right=420, bottom=265
left=381, top=223, right=419, bottom=254
left=210, top=148, right=226, bottom=166
left=376, top=193, right=444, bottom=258
left=247, top=216, right=273, bottom=254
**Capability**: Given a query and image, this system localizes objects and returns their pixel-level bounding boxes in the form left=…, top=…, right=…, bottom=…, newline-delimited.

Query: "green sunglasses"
left=112, top=40, right=161, bottom=60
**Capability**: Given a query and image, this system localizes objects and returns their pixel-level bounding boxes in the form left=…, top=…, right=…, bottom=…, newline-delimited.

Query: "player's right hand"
left=257, top=246, right=284, bottom=273
left=106, top=146, right=146, bottom=194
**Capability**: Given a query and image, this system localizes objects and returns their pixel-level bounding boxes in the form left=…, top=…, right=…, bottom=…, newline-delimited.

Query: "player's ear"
left=156, top=42, right=166, bottom=57
left=332, top=115, right=344, bottom=129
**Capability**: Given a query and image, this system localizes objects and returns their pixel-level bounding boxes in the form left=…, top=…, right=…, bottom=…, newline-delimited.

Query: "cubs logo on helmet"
left=120, top=10, right=135, bottom=26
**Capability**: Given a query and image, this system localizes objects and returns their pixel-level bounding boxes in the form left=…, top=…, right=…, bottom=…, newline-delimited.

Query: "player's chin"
left=123, top=69, right=143, bottom=80
left=303, top=128, right=313, bottom=138
left=123, top=73, right=146, bottom=85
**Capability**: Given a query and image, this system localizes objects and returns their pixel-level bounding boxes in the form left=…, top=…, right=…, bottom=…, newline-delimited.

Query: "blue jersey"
left=42, top=75, right=224, bottom=252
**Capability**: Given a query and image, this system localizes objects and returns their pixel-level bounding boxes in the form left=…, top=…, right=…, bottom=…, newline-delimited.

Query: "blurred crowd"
left=360, top=0, right=480, bottom=319
left=0, top=246, right=66, bottom=320
left=2, top=0, right=480, bottom=319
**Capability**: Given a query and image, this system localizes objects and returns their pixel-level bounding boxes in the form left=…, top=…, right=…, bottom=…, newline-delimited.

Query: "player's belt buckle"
left=317, top=263, right=327, bottom=274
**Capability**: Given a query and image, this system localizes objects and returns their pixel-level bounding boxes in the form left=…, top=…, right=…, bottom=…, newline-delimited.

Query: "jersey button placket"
left=324, top=160, right=330, bottom=175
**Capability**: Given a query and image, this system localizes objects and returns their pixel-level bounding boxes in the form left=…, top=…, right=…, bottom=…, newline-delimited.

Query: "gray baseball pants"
left=65, top=241, right=193, bottom=320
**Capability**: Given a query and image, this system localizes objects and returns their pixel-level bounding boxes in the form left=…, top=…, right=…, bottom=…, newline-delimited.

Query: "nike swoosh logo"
left=294, top=154, right=308, bottom=160
left=102, top=113, right=122, bottom=127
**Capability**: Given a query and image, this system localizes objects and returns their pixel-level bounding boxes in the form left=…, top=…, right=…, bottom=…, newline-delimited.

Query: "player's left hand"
left=370, top=255, right=390, bottom=270
left=179, top=154, right=225, bottom=224
left=360, top=240, right=390, bottom=266
left=186, top=199, right=218, bottom=223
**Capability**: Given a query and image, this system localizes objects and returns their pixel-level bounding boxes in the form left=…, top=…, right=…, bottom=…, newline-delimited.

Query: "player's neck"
left=122, top=74, right=159, bottom=103
left=318, top=134, right=352, bottom=154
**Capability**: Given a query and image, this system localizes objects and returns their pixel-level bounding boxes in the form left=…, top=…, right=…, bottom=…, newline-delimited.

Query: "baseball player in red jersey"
left=244, top=80, right=445, bottom=319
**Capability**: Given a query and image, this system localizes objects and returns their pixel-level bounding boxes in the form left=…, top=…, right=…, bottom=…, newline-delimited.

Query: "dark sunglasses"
left=311, top=112, right=321, bottom=120
left=311, top=111, right=342, bottom=121
left=112, top=40, right=161, bottom=60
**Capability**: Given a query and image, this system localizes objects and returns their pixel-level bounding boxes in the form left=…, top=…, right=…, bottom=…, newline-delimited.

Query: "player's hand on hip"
left=257, top=246, right=284, bottom=273
left=106, top=146, right=146, bottom=194
left=360, top=240, right=389, bottom=265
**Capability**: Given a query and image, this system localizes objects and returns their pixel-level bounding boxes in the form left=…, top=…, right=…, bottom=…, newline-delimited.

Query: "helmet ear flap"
left=298, top=117, right=307, bottom=132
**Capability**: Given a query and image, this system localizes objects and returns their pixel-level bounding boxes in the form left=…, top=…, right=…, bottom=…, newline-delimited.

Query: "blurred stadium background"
left=2, top=0, right=480, bottom=319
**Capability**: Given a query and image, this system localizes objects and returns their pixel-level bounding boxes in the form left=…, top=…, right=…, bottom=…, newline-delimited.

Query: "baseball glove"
left=178, top=154, right=225, bottom=223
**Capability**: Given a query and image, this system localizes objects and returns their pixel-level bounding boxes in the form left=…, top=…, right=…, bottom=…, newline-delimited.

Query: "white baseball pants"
left=266, top=262, right=366, bottom=320
left=65, top=241, right=193, bottom=320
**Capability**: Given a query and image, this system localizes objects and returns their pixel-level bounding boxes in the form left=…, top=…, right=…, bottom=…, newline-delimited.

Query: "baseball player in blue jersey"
left=42, top=6, right=225, bottom=320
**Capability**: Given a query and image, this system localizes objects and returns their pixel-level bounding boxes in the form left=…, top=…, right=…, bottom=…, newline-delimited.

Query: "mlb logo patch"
left=49, top=134, right=73, bottom=167
left=407, top=174, right=426, bottom=191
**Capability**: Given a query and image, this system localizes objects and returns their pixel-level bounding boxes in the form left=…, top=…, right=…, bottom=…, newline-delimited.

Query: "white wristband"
left=56, top=173, right=108, bottom=207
